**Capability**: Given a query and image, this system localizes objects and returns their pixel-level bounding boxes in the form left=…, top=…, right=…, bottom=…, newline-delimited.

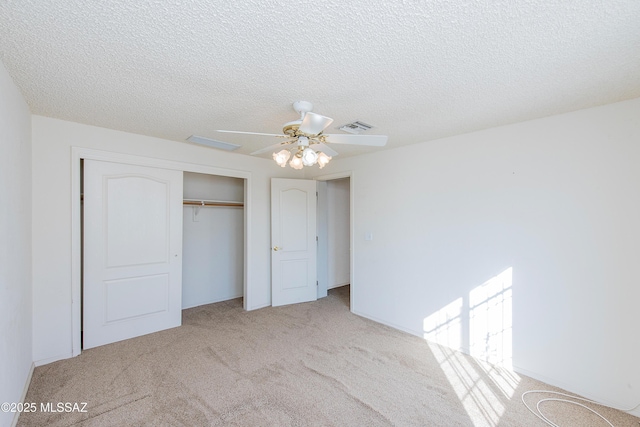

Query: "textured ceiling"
left=1, top=1, right=639, bottom=159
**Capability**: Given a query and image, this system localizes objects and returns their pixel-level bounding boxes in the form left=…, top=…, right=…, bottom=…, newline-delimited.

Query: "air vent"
left=338, top=121, right=373, bottom=134
left=186, top=135, right=240, bottom=151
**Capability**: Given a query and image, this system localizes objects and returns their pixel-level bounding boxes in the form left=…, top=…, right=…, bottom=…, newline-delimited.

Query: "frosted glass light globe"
left=289, top=156, right=303, bottom=170
left=301, top=148, right=318, bottom=166
left=272, top=149, right=291, bottom=167
left=317, top=152, right=332, bottom=169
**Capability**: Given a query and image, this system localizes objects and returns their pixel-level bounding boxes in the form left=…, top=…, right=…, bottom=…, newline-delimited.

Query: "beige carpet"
left=18, top=286, right=640, bottom=426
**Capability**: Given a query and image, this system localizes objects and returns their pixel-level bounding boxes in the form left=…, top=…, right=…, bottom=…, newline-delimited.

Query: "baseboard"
left=351, top=309, right=424, bottom=338
left=328, top=282, right=349, bottom=290
left=11, top=362, right=35, bottom=427
left=182, top=293, right=243, bottom=310
left=34, top=352, right=74, bottom=367
left=512, top=364, right=640, bottom=417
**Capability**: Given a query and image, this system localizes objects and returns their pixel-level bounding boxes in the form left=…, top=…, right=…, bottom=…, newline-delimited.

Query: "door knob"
left=273, top=246, right=281, bottom=251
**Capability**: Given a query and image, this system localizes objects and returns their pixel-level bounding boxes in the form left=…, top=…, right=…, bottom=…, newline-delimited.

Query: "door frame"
left=313, top=171, right=354, bottom=312
left=71, top=147, right=252, bottom=356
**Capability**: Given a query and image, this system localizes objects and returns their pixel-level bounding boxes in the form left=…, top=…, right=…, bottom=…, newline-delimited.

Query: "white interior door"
left=83, top=160, right=183, bottom=349
left=271, top=178, right=317, bottom=306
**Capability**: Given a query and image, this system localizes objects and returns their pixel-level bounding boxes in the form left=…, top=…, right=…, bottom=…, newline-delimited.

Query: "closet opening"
left=182, top=172, right=245, bottom=309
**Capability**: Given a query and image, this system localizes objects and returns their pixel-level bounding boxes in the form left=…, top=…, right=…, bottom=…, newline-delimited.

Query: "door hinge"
left=316, top=235, right=318, bottom=242
left=316, top=281, right=318, bottom=286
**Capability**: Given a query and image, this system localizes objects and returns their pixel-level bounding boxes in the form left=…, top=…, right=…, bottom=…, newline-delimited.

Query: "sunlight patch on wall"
left=469, top=267, right=513, bottom=368
left=422, top=297, right=463, bottom=350
left=422, top=267, right=513, bottom=368
left=422, top=268, right=519, bottom=426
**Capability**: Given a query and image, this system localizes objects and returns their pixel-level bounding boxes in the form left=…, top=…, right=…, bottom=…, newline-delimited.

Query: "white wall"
left=308, top=97, right=640, bottom=414
left=327, top=178, right=350, bottom=288
left=184, top=172, right=244, bottom=202
left=183, top=172, right=244, bottom=308
left=31, top=117, right=298, bottom=365
left=0, top=61, right=33, bottom=427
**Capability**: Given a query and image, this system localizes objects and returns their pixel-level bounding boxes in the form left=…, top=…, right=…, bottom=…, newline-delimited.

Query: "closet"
left=79, top=155, right=249, bottom=352
left=182, top=172, right=245, bottom=309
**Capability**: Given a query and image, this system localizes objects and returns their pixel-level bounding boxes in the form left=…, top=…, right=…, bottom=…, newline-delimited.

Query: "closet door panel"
left=83, top=160, right=183, bottom=349
left=105, top=175, right=169, bottom=267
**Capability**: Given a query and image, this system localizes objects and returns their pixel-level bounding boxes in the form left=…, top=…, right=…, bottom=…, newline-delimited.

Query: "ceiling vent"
left=186, top=135, right=240, bottom=151
left=338, top=121, right=373, bottom=134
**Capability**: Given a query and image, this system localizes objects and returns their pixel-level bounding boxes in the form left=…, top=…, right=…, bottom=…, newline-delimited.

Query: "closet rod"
left=183, top=200, right=244, bottom=208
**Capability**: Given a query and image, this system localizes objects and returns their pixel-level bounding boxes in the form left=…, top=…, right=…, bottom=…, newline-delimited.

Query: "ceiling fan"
left=217, top=101, right=387, bottom=169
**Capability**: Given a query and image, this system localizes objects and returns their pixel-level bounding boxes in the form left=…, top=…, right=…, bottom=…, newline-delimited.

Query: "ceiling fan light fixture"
left=301, top=147, right=318, bottom=166
left=222, top=101, right=386, bottom=169
left=317, top=152, right=331, bottom=169
left=272, top=149, right=291, bottom=167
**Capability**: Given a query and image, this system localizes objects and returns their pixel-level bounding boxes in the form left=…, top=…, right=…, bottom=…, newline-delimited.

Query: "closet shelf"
left=183, top=199, right=244, bottom=208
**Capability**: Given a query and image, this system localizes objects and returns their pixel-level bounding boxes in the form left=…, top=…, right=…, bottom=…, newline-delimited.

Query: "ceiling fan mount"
left=216, top=100, right=388, bottom=169
left=292, top=100, right=313, bottom=116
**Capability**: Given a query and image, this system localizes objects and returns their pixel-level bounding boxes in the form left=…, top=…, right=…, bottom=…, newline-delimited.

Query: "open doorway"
left=317, top=176, right=351, bottom=309
left=326, top=177, right=351, bottom=291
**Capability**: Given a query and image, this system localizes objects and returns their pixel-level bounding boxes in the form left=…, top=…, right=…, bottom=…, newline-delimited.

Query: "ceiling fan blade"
left=250, top=141, right=293, bottom=156
left=314, top=143, right=339, bottom=157
left=299, top=112, right=334, bottom=135
left=324, top=134, right=388, bottom=146
left=217, top=130, right=283, bottom=137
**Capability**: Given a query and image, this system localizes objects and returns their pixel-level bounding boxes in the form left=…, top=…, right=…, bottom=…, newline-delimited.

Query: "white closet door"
left=271, top=178, right=317, bottom=306
left=83, top=160, right=183, bottom=349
